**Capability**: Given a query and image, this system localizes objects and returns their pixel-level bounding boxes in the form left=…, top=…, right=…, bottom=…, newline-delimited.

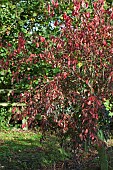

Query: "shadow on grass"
left=0, top=131, right=70, bottom=170
left=1, top=130, right=113, bottom=170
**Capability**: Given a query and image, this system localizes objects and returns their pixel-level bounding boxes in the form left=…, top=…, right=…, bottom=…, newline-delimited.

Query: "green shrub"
left=0, top=107, right=12, bottom=130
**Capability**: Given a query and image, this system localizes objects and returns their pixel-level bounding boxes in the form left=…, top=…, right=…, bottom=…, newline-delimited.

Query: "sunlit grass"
left=0, top=129, right=113, bottom=170
left=0, top=129, right=70, bottom=170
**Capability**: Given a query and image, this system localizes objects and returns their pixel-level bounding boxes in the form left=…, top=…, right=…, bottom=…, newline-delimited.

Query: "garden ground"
left=0, top=129, right=113, bottom=170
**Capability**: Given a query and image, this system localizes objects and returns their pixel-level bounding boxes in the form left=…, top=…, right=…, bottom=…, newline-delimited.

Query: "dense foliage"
left=0, top=0, right=113, bottom=152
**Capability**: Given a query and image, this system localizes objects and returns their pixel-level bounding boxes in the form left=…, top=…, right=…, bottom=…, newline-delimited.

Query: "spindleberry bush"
left=1, top=0, right=113, bottom=150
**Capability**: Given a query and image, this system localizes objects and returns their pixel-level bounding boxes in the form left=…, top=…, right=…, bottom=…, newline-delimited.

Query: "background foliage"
left=0, top=0, right=113, bottom=155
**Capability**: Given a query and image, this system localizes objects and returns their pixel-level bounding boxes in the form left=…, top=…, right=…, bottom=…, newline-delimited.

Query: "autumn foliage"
left=1, top=0, right=113, bottom=148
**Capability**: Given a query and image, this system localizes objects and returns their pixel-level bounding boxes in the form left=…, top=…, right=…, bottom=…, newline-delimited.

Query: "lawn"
left=0, top=129, right=70, bottom=170
left=0, top=129, right=113, bottom=170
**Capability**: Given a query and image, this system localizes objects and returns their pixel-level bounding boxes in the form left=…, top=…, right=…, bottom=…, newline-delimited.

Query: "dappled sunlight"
left=0, top=130, right=71, bottom=170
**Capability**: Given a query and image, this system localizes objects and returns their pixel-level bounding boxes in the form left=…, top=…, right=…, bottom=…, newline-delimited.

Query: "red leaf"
left=85, top=129, right=88, bottom=134
left=111, top=11, right=113, bottom=20
left=88, top=96, right=96, bottom=102
left=22, top=123, right=26, bottom=129
left=40, top=36, right=45, bottom=42
left=103, top=40, right=107, bottom=46
left=36, top=42, right=39, bottom=48
left=85, top=12, right=90, bottom=18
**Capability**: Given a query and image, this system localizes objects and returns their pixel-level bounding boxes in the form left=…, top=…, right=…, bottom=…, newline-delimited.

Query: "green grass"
left=0, top=129, right=113, bottom=170
left=0, top=129, right=70, bottom=170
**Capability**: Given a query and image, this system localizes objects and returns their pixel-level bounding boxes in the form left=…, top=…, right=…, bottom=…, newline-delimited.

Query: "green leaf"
left=33, top=12, right=37, bottom=17
left=53, top=67, right=60, bottom=74
left=109, top=112, right=113, bottom=117
left=97, top=130, right=105, bottom=141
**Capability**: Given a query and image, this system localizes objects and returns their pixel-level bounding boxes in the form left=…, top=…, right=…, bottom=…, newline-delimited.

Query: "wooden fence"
left=0, top=89, right=26, bottom=107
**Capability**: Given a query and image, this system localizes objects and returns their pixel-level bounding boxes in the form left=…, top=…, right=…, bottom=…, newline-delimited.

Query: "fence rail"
left=0, top=103, right=26, bottom=107
left=0, top=89, right=26, bottom=93
left=0, top=89, right=26, bottom=107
